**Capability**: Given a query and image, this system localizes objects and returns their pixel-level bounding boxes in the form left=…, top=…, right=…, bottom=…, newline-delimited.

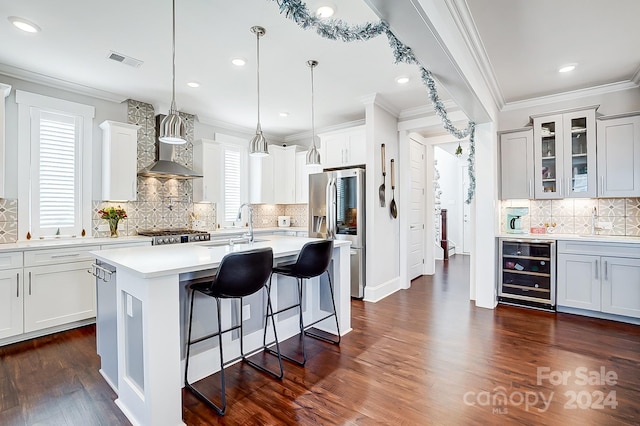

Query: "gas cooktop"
left=137, top=229, right=210, bottom=245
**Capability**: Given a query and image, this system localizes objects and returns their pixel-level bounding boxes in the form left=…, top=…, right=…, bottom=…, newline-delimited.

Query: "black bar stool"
left=184, top=247, right=283, bottom=416
left=264, top=239, right=340, bottom=366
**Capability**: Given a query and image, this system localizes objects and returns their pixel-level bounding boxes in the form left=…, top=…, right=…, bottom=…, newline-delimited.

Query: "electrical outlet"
left=242, top=304, right=250, bottom=321
left=98, top=223, right=109, bottom=231
left=598, top=221, right=613, bottom=230
left=262, top=219, right=268, bottom=224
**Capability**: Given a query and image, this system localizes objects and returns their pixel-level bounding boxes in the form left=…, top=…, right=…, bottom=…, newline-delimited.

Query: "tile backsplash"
left=500, top=198, right=640, bottom=236
left=252, top=204, right=308, bottom=229
left=0, top=199, right=18, bottom=243
left=93, top=99, right=216, bottom=237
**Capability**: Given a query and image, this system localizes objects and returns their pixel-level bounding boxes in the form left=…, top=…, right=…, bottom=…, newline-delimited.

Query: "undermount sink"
left=202, top=238, right=268, bottom=247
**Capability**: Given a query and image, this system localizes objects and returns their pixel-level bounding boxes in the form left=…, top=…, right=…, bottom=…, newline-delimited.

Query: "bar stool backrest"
left=292, top=239, right=334, bottom=279
left=210, top=247, right=274, bottom=298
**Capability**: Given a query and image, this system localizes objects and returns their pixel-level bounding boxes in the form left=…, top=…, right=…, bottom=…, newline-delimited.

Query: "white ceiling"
left=464, top=0, right=640, bottom=105
left=1, top=0, right=638, bottom=141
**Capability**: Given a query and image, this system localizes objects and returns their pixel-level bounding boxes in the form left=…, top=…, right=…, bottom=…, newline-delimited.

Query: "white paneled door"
left=409, top=139, right=426, bottom=280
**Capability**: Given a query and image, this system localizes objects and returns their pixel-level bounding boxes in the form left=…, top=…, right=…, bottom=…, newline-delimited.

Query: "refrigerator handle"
left=325, top=178, right=333, bottom=239
left=329, top=177, right=337, bottom=239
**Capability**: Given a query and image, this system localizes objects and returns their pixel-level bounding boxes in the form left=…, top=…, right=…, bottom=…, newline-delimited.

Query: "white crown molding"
left=0, top=62, right=127, bottom=103
left=398, top=99, right=460, bottom=120
left=501, top=80, right=640, bottom=112
left=445, top=0, right=505, bottom=111
left=359, top=93, right=400, bottom=117
left=0, top=82, right=11, bottom=98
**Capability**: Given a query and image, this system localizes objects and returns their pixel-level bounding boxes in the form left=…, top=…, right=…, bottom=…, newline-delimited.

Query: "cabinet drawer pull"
left=594, top=260, right=599, bottom=280
left=28, top=271, right=32, bottom=295
left=16, top=272, right=19, bottom=298
left=51, top=253, right=81, bottom=259
left=604, top=260, right=608, bottom=281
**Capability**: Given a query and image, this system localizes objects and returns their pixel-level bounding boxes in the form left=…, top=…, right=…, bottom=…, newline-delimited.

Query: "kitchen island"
left=90, top=235, right=351, bottom=426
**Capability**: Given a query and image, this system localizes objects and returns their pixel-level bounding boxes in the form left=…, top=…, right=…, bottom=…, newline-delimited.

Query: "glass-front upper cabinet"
left=532, top=107, right=597, bottom=199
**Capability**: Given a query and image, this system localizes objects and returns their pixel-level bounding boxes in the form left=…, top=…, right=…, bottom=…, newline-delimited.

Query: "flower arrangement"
left=98, top=206, right=127, bottom=237
left=98, top=206, right=128, bottom=220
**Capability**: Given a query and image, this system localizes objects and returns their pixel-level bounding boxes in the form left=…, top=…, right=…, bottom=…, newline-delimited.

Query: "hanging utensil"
left=379, top=144, right=386, bottom=207
left=390, top=159, right=398, bottom=218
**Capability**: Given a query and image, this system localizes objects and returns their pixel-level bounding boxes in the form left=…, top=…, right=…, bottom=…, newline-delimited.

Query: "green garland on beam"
left=272, top=0, right=477, bottom=203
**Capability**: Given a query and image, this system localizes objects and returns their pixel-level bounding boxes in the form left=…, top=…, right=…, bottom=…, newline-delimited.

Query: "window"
left=224, top=148, right=241, bottom=223
left=16, top=91, right=94, bottom=239
left=217, top=138, right=248, bottom=227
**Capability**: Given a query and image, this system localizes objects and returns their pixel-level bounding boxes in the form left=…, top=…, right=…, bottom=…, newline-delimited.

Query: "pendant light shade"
left=249, top=26, right=269, bottom=157
left=306, top=60, right=321, bottom=166
left=159, top=0, right=186, bottom=145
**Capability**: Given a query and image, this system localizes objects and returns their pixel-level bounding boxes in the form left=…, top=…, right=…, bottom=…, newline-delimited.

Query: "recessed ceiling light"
left=279, top=112, right=289, bottom=117
left=187, top=82, right=200, bottom=88
left=558, top=63, right=577, bottom=73
left=8, top=16, right=41, bottom=33
left=396, top=76, right=410, bottom=84
left=231, top=57, right=246, bottom=67
left=316, top=5, right=336, bottom=18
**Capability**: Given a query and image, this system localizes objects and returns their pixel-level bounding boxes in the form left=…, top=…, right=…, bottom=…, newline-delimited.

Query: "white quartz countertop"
left=207, top=226, right=307, bottom=237
left=0, top=235, right=152, bottom=253
left=497, top=233, right=640, bottom=244
left=91, top=235, right=350, bottom=279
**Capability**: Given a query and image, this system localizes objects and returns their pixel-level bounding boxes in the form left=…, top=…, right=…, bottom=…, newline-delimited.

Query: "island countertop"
left=91, top=235, right=351, bottom=279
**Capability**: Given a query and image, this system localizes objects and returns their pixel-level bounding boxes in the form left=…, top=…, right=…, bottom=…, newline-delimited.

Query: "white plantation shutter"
left=36, top=111, right=79, bottom=228
left=16, top=90, right=94, bottom=240
left=224, top=148, right=241, bottom=223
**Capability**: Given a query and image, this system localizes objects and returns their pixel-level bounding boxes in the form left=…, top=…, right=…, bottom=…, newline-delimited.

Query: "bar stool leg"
left=297, top=277, right=308, bottom=365
left=184, top=293, right=227, bottom=415
left=304, top=271, right=341, bottom=345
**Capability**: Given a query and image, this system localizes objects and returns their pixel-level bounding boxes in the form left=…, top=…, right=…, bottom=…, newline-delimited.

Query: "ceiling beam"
left=363, top=0, right=492, bottom=124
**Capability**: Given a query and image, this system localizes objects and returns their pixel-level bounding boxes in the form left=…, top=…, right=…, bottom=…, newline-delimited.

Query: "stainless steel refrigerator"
left=308, top=168, right=365, bottom=298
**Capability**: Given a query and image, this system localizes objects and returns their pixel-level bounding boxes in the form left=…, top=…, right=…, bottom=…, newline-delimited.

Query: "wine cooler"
left=498, top=238, right=556, bottom=311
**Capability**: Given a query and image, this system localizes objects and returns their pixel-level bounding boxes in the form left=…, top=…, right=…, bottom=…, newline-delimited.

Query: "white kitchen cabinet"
left=601, top=256, right=640, bottom=318
left=272, top=145, right=297, bottom=204
left=532, top=107, right=597, bottom=199
left=0, top=83, right=11, bottom=198
left=23, top=245, right=99, bottom=333
left=100, top=120, right=140, bottom=201
left=24, top=261, right=96, bottom=333
left=557, top=240, right=640, bottom=320
left=193, top=138, right=221, bottom=203
left=319, top=125, right=366, bottom=168
left=596, top=112, right=640, bottom=197
left=0, top=269, right=23, bottom=339
left=250, top=145, right=299, bottom=204
left=557, top=253, right=601, bottom=311
left=295, top=151, right=321, bottom=203
left=499, top=128, right=534, bottom=199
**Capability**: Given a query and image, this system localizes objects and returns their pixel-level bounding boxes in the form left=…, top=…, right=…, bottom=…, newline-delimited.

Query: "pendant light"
left=306, top=60, right=321, bottom=166
left=158, top=0, right=186, bottom=144
left=249, top=26, right=269, bottom=157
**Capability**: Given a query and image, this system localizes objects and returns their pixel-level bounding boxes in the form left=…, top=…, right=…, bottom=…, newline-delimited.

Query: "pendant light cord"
left=310, top=63, right=316, bottom=146
left=256, top=29, right=261, bottom=129
left=170, top=0, right=177, bottom=111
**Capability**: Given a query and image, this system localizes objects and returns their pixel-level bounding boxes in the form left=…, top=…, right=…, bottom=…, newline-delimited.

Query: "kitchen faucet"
left=237, top=203, right=254, bottom=243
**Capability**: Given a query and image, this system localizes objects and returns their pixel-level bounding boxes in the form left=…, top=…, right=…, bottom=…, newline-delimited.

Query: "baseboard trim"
left=364, top=277, right=401, bottom=303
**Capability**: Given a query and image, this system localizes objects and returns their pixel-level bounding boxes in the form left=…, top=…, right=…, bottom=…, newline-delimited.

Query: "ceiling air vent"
left=107, top=51, right=143, bottom=68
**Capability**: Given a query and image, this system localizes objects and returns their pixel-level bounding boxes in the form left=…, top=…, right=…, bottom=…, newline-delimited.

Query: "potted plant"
left=98, top=206, right=127, bottom=237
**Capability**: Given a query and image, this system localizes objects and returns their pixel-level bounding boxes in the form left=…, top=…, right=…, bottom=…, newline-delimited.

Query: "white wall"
left=364, top=101, right=401, bottom=302
left=0, top=74, right=127, bottom=200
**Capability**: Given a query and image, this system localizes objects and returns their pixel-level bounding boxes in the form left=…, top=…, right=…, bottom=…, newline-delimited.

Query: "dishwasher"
left=498, top=238, right=556, bottom=311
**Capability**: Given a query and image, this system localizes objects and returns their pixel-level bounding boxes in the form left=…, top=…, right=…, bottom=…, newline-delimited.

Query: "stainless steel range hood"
left=137, top=115, right=202, bottom=179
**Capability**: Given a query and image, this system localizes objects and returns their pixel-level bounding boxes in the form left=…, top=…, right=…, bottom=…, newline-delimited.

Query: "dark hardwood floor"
left=1, top=255, right=639, bottom=425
